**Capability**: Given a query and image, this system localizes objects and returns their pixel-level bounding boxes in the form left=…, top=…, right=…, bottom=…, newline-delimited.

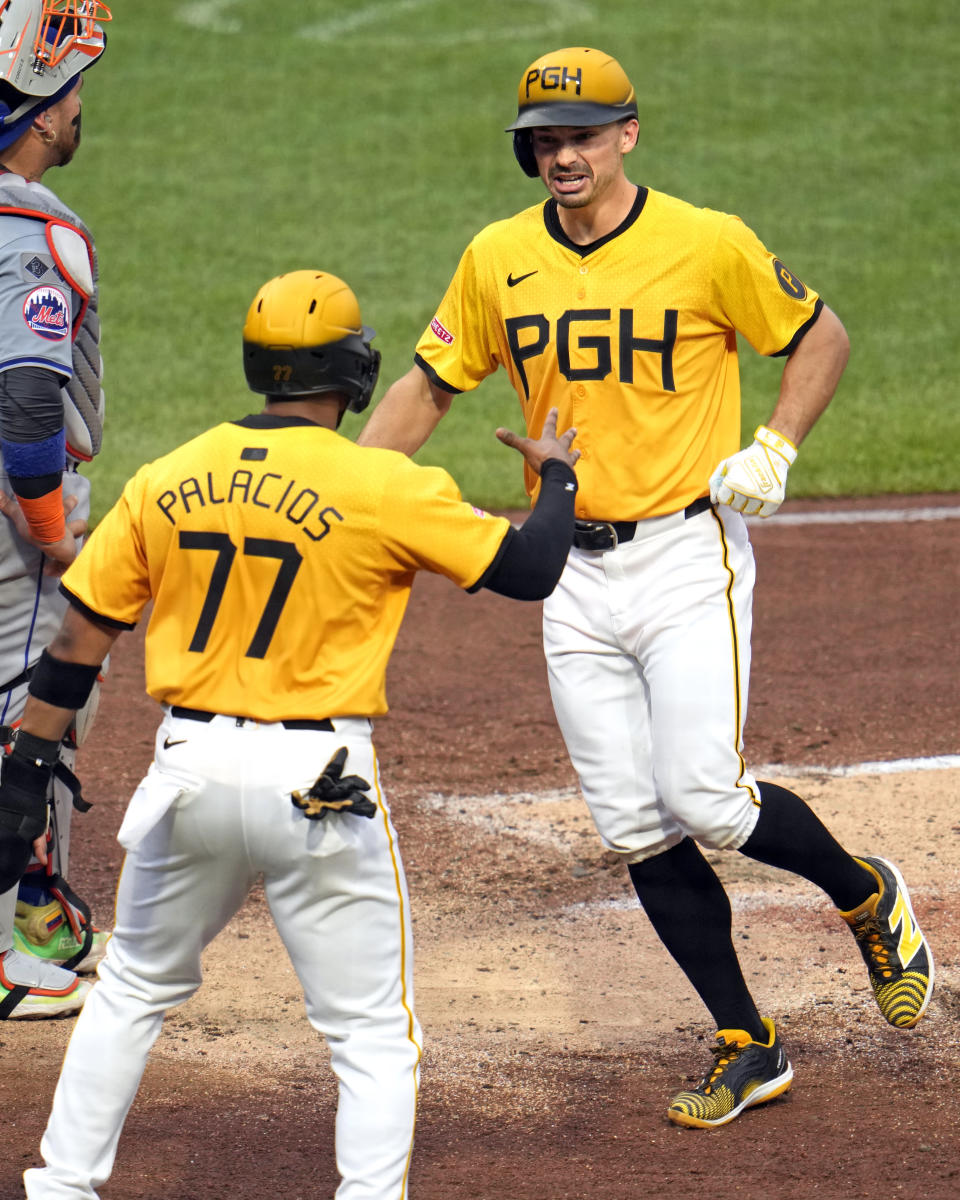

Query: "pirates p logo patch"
left=773, top=259, right=807, bottom=301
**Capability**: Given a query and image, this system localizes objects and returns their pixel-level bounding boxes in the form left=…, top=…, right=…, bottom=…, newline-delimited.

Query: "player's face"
left=45, top=75, right=83, bottom=166
left=531, top=120, right=638, bottom=209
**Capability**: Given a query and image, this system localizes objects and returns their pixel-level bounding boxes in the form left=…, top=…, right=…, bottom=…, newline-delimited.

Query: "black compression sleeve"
left=471, top=458, right=577, bottom=600
left=0, top=366, right=64, bottom=441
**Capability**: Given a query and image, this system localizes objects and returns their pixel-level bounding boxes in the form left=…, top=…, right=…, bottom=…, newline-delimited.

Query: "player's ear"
left=620, top=118, right=639, bottom=155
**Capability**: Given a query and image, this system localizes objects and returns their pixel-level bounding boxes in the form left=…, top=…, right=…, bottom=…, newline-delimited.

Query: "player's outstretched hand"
left=708, top=425, right=797, bottom=519
left=0, top=491, right=87, bottom=576
left=495, top=407, right=580, bottom=475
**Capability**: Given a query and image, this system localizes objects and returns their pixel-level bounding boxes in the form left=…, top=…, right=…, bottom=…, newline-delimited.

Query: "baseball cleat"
left=0, top=948, right=91, bottom=1019
left=667, top=1019, right=793, bottom=1129
left=14, top=898, right=109, bottom=974
left=840, top=856, right=934, bottom=1029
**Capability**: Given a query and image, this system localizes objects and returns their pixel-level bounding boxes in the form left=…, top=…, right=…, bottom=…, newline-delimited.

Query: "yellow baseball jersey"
left=60, top=414, right=510, bottom=719
left=415, top=187, right=821, bottom=520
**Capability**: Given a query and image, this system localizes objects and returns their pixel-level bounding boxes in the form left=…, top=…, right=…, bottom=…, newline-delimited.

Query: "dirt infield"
left=3, top=495, right=959, bottom=1199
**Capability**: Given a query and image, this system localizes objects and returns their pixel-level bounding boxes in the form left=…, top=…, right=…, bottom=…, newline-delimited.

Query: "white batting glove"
left=708, top=425, right=798, bottom=518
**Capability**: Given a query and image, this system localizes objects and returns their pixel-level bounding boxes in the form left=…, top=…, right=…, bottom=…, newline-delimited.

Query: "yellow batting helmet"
left=242, top=270, right=381, bottom=413
left=506, top=47, right=638, bottom=177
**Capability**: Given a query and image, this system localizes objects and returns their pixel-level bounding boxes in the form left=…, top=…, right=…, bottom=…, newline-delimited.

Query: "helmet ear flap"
left=513, top=129, right=539, bottom=178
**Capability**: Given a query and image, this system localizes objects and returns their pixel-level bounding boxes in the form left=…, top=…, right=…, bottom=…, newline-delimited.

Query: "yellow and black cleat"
left=668, top=1019, right=793, bottom=1129
left=841, top=855, right=934, bottom=1029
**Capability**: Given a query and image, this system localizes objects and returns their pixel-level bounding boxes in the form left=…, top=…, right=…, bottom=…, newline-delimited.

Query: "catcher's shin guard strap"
left=0, top=981, right=31, bottom=1020
left=42, top=873, right=94, bottom=973
left=54, top=759, right=91, bottom=813
left=29, top=651, right=101, bottom=712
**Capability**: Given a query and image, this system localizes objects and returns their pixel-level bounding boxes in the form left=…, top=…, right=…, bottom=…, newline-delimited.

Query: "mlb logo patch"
left=430, top=316, right=454, bottom=344
left=22, top=253, right=51, bottom=280
left=23, top=285, right=69, bottom=340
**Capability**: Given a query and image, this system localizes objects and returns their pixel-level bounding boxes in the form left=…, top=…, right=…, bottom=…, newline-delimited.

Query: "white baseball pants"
left=24, top=712, right=422, bottom=1200
left=544, top=504, right=761, bottom=863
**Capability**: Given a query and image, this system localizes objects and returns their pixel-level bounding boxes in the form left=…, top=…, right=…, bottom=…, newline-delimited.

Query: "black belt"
left=573, top=496, right=712, bottom=551
left=170, top=706, right=334, bottom=732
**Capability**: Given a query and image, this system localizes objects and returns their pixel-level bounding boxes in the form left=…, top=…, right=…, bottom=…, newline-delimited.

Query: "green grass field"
left=58, top=1, right=958, bottom=519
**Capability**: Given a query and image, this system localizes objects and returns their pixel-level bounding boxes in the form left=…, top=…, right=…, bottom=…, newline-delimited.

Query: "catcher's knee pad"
left=0, top=753, right=51, bottom=892
left=0, top=833, right=32, bottom=895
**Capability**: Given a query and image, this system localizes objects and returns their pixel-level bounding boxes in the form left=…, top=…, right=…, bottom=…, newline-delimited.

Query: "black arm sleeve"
left=469, top=458, right=577, bottom=601
left=0, top=366, right=65, bottom=441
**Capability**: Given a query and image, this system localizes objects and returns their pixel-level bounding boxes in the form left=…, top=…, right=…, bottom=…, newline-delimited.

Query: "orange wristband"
left=16, top=487, right=66, bottom=544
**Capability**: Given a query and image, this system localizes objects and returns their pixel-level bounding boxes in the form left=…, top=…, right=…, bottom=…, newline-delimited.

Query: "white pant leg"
left=544, top=548, right=670, bottom=856
left=25, top=715, right=421, bottom=1200
left=261, top=727, right=421, bottom=1200
left=24, top=736, right=258, bottom=1199
left=545, top=506, right=761, bottom=863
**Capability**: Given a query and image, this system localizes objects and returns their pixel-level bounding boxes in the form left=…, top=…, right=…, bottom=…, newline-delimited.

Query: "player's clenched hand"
left=708, top=425, right=797, bottom=519
left=0, top=491, right=87, bottom=575
left=495, top=407, right=580, bottom=475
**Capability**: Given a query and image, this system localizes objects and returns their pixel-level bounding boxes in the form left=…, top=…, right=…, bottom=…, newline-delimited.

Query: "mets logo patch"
left=430, top=316, right=455, bottom=344
left=773, top=259, right=807, bottom=300
left=23, top=285, right=70, bottom=340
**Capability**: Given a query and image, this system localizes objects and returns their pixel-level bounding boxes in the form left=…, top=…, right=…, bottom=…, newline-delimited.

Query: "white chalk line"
left=748, top=506, right=960, bottom=527
left=424, top=756, right=960, bottom=813
left=756, top=754, right=960, bottom=777
left=176, top=0, right=596, bottom=43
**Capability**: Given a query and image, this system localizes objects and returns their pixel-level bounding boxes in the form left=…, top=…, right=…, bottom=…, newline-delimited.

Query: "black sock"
left=628, top=838, right=766, bottom=1041
left=740, top=781, right=877, bottom=910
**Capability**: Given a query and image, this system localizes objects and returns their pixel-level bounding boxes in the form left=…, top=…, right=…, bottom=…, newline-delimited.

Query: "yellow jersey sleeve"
left=710, top=214, right=820, bottom=357
left=416, top=235, right=503, bottom=393
left=378, top=454, right=511, bottom=588
left=60, top=470, right=155, bottom=626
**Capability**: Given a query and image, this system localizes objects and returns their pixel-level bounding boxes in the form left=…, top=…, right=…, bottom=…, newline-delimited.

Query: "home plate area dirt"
left=3, top=495, right=959, bottom=1199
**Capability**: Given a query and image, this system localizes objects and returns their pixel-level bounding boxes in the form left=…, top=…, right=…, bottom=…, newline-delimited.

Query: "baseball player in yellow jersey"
left=359, top=47, right=934, bottom=1128
left=9, top=268, right=579, bottom=1199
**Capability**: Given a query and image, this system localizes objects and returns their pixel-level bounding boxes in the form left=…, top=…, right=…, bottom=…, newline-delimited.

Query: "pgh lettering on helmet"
left=524, top=65, right=582, bottom=97
left=242, top=270, right=382, bottom=415
left=507, top=46, right=638, bottom=178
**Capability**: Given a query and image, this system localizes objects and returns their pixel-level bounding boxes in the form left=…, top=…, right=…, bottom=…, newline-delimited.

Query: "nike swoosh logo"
left=507, top=270, right=538, bottom=288
left=163, top=737, right=187, bottom=749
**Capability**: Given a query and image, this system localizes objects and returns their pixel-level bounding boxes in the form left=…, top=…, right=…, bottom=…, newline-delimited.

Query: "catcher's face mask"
left=0, top=0, right=110, bottom=97
left=242, top=270, right=381, bottom=414
left=506, top=46, right=638, bottom=178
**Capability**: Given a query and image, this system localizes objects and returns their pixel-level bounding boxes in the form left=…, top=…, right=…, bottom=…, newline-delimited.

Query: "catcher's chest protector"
left=0, top=178, right=102, bottom=462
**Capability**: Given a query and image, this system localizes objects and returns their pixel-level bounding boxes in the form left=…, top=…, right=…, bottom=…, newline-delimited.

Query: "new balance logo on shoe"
left=842, top=856, right=934, bottom=1029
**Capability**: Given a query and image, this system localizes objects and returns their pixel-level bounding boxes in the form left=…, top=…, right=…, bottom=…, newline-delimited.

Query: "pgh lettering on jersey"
left=61, top=414, right=510, bottom=721
left=414, top=187, right=820, bottom=521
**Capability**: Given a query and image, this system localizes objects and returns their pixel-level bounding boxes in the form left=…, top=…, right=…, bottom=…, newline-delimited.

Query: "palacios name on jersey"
left=155, top=463, right=343, bottom=544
